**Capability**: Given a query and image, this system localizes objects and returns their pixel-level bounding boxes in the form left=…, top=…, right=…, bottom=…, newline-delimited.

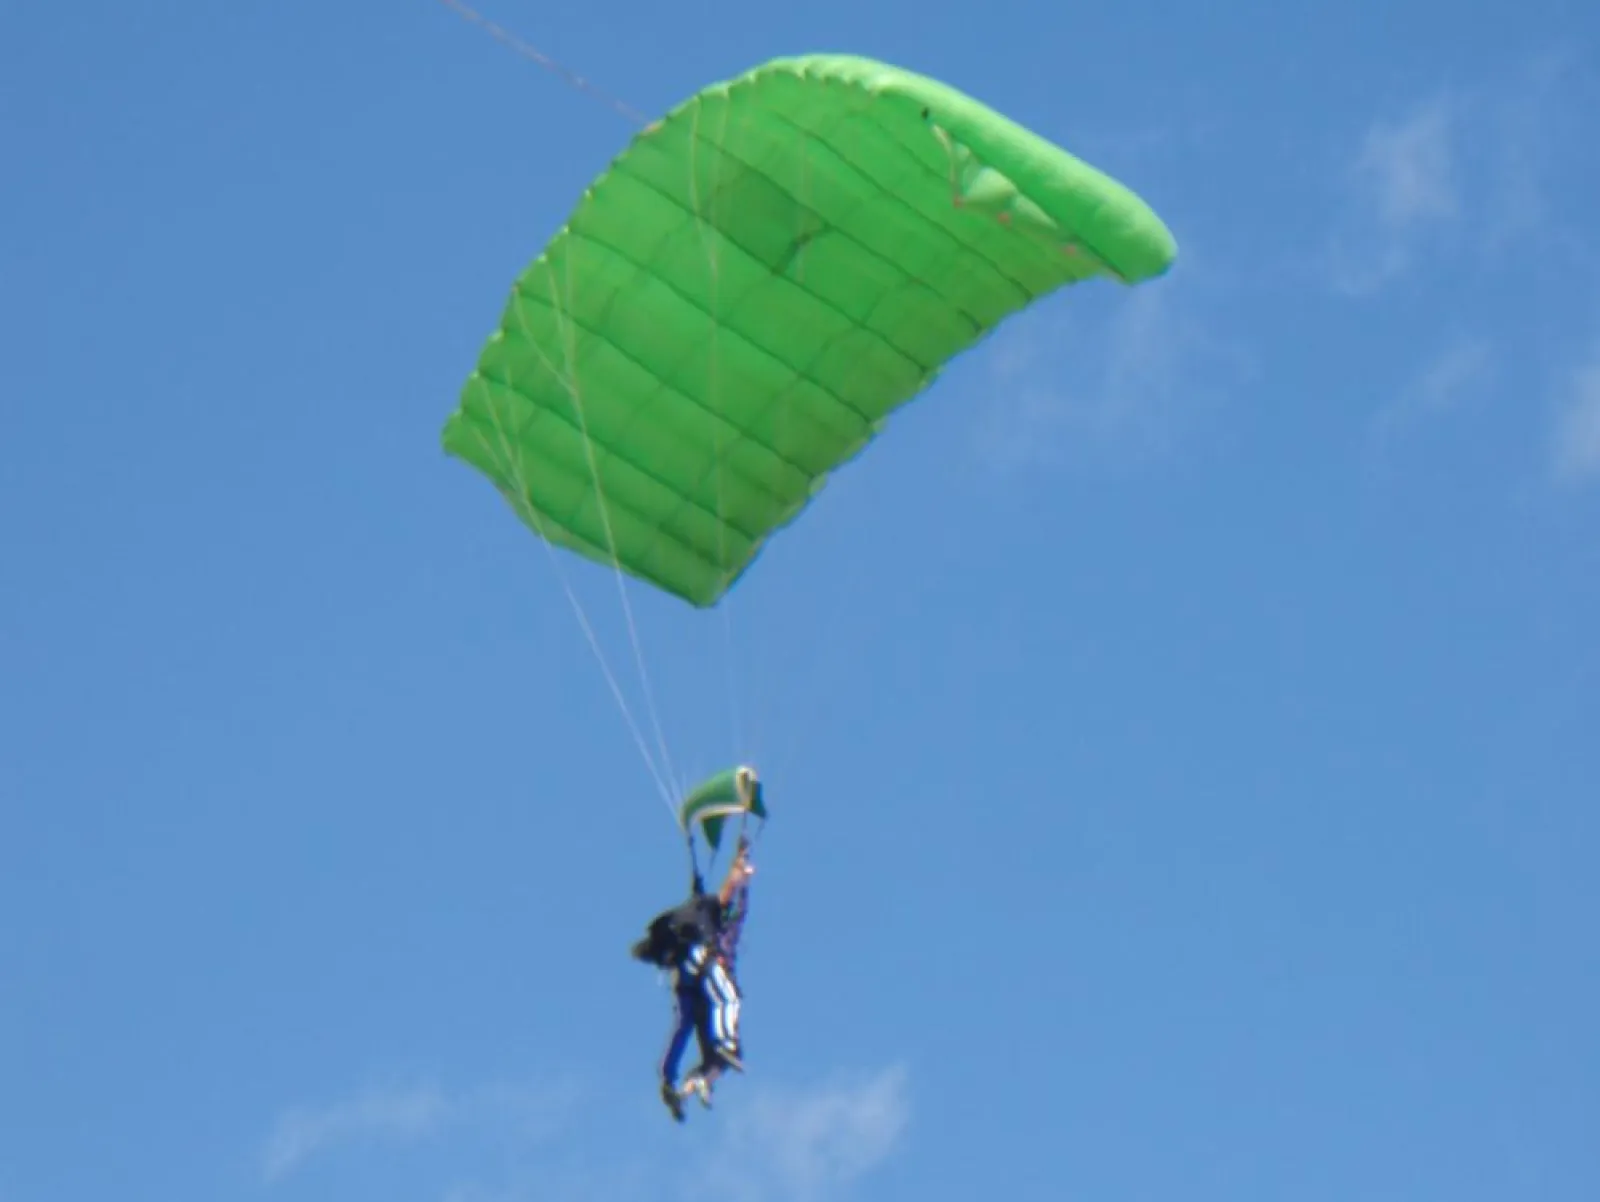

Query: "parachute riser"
left=683, top=827, right=704, bottom=892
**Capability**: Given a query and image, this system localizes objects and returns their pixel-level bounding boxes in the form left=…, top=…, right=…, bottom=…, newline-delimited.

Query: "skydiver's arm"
left=717, top=843, right=754, bottom=905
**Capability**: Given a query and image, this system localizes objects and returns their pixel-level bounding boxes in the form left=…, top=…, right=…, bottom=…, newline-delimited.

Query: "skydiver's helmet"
left=631, top=909, right=680, bottom=968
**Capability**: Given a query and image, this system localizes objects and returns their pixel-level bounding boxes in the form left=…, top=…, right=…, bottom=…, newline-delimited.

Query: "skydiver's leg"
left=668, top=943, right=721, bottom=1109
left=680, top=945, right=715, bottom=1067
left=683, top=955, right=743, bottom=1111
left=660, top=991, right=694, bottom=1084
left=659, top=979, right=697, bottom=1088
left=680, top=983, right=721, bottom=1109
left=704, top=956, right=744, bottom=1072
left=658, top=973, right=697, bottom=1121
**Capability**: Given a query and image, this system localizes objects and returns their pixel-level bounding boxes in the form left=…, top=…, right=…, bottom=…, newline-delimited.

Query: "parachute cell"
left=443, top=54, right=1177, bottom=606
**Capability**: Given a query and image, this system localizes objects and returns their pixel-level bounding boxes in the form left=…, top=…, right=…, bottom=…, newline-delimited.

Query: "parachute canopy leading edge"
left=443, top=54, right=1177, bottom=607
left=680, top=765, right=766, bottom=852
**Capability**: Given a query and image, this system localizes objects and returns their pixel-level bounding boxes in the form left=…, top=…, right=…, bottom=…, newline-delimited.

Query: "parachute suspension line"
left=495, top=290, right=680, bottom=821
left=433, top=0, right=650, bottom=126
left=520, top=505, right=679, bottom=813
left=438, top=0, right=687, bottom=815
left=734, top=138, right=820, bottom=774
left=716, top=120, right=746, bottom=762
left=686, top=98, right=746, bottom=762
left=720, top=543, right=743, bottom=756
left=459, top=373, right=677, bottom=814
left=734, top=139, right=855, bottom=786
left=543, top=255, right=683, bottom=805
left=683, top=827, right=703, bottom=890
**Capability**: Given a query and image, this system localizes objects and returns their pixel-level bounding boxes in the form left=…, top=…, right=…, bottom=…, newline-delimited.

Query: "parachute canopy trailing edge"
left=443, top=54, right=1177, bottom=607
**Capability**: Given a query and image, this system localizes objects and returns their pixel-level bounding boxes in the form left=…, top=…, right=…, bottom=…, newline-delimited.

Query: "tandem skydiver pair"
left=631, top=766, right=765, bottom=1121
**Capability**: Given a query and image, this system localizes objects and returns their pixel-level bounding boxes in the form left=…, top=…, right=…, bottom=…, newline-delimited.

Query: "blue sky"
left=3, top=1, right=1597, bottom=1199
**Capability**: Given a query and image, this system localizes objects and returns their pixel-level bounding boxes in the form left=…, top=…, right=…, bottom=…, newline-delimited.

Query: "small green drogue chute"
left=442, top=53, right=1177, bottom=608
left=679, top=765, right=767, bottom=857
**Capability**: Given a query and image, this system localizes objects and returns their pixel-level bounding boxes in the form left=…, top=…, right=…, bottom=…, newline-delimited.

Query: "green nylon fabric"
left=444, top=54, right=1177, bottom=606
left=679, top=767, right=766, bottom=850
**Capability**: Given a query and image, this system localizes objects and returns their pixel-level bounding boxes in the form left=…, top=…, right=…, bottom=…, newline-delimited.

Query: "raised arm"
left=717, top=841, right=754, bottom=905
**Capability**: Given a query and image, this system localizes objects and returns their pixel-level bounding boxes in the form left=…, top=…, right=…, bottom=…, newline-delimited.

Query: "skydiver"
left=631, top=838, right=755, bottom=1122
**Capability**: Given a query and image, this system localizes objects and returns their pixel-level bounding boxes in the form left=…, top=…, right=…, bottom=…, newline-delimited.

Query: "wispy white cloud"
left=1357, top=98, right=1460, bottom=229
left=973, top=264, right=1250, bottom=474
left=263, top=1084, right=448, bottom=1181
left=1481, top=49, right=1591, bottom=254
left=1371, top=336, right=1496, bottom=450
left=260, top=1077, right=584, bottom=1183
left=258, top=1065, right=908, bottom=1202
left=1553, top=348, right=1600, bottom=485
left=1327, top=54, right=1593, bottom=295
left=1328, top=95, right=1459, bottom=295
left=425, top=1066, right=912, bottom=1202
left=1410, top=338, right=1496, bottom=413
left=700, top=1064, right=910, bottom=1202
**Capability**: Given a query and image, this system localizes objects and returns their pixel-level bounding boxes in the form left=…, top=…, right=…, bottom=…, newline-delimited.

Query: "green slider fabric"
left=444, top=54, right=1177, bottom=607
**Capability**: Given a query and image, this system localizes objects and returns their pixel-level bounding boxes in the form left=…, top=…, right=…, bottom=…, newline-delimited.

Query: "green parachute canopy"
left=444, top=54, right=1176, bottom=607
left=680, top=765, right=766, bottom=852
